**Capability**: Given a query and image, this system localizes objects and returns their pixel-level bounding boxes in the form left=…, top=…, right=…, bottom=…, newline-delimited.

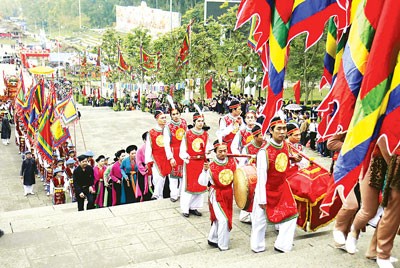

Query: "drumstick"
left=226, top=154, right=255, bottom=158
left=289, top=144, right=328, bottom=172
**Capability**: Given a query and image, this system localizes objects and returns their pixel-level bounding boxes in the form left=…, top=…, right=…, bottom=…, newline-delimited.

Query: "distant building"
left=115, top=1, right=181, bottom=38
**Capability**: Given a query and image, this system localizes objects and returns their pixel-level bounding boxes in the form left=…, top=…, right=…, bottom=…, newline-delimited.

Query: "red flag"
left=118, top=46, right=131, bottom=72
left=96, top=47, right=101, bottom=67
left=137, top=88, right=141, bottom=104
left=113, top=87, right=118, bottom=103
left=205, top=76, right=213, bottom=99
left=176, top=22, right=192, bottom=67
left=97, top=88, right=101, bottom=100
left=81, top=51, right=87, bottom=66
left=169, top=85, right=174, bottom=97
left=293, top=80, right=301, bottom=104
left=82, top=87, right=86, bottom=97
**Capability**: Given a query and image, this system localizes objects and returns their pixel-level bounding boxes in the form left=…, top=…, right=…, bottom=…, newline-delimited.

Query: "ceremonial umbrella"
left=28, top=66, right=55, bottom=75
left=285, top=103, right=302, bottom=111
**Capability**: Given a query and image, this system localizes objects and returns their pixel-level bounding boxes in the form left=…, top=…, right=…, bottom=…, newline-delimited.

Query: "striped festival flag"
left=321, top=0, right=400, bottom=216
left=317, top=0, right=381, bottom=140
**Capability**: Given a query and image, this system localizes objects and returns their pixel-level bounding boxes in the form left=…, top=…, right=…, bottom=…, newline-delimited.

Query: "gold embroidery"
left=156, top=135, right=164, bottom=147
left=232, top=122, right=239, bottom=134
left=192, top=138, right=204, bottom=152
left=245, top=134, right=254, bottom=144
left=176, top=128, right=185, bottom=141
left=275, top=153, right=288, bottom=172
left=219, top=169, right=234, bottom=185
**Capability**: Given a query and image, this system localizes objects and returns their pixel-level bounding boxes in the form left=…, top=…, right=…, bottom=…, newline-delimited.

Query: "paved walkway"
left=0, top=106, right=397, bottom=268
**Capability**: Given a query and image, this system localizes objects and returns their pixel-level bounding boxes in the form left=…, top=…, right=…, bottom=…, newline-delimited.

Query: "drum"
left=233, top=165, right=257, bottom=212
left=287, top=162, right=342, bottom=231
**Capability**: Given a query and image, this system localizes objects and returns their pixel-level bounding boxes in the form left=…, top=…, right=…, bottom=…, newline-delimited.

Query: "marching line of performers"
left=14, top=98, right=399, bottom=267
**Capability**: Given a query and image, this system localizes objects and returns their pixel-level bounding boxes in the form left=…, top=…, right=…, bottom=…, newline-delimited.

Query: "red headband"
left=269, top=120, right=286, bottom=128
left=229, top=103, right=240, bottom=109
left=252, top=129, right=262, bottom=136
left=287, top=128, right=299, bottom=136
left=193, top=114, right=204, bottom=120
left=155, top=112, right=165, bottom=119
left=213, top=142, right=227, bottom=149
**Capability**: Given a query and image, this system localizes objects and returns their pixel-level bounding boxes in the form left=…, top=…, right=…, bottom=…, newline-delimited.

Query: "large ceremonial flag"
left=320, top=18, right=338, bottom=89
left=236, top=0, right=353, bottom=135
left=261, top=2, right=293, bottom=134
left=141, top=47, right=159, bottom=71
left=15, top=70, right=26, bottom=111
left=118, top=46, right=131, bottom=72
left=321, top=0, right=400, bottom=216
left=50, top=118, right=70, bottom=148
left=55, top=95, right=79, bottom=125
left=25, top=80, right=45, bottom=142
left=36, top=89, right=56, bottom=163
left=378, top=54, right=400, bottom=154
left=176, top=22, right=191, bottom=67
left=317, top=0, right=382, bottom=140
left=287, top=0, right=350, bottom=49
left=62, top=100, right=79, bottom=125
left=205, top=76, right=213, bottom=99
left=235, top=0, right=272, bottom=51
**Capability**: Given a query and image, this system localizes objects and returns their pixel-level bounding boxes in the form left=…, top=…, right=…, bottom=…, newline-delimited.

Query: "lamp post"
left=78, top=0, right=82, bottom=29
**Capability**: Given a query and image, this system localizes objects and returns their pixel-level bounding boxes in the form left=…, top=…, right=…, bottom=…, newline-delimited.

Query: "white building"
left=115, top=2, right=181, bottom=38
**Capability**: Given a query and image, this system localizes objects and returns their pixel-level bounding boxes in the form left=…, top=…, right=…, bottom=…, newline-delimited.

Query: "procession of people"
left=0, top=88, right=396, bottom=268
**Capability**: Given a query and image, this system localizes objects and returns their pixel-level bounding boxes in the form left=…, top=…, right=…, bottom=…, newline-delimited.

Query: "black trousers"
left=113, top=181, right=121, bottom=206
left=76, top=190, right=95, bottom=211
left=309, top=132, right=317, bottom=150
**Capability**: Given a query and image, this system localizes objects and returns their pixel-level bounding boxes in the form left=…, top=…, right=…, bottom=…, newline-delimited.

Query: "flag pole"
left=78, top=120, right=87, bottom=151
left=140, top=41, right=144, bottom=97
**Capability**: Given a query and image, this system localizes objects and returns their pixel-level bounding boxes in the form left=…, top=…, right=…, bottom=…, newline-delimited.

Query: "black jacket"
left=73, top=165, right=94, bottom=194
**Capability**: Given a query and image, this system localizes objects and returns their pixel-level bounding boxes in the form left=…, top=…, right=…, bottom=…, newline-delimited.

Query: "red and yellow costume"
left=208, top=157, right=237, bottom=230
left=149, top=129, right=172, bottom=177
left=264, top=142, right=298, bottom=223
left=220, top=114, right=243, bottom=153
left=166, top=118, right=187, bottom=178
left=52, top=176, right=66, bottom=205
left=183, top=129, right=208, bottom=193
left=251, top=140, right=298, bottom=253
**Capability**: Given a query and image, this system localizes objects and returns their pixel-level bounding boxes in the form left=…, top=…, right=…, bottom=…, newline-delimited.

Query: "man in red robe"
left=145, top=110, right=172, bottom=200
left=199, top=140, right=237, bottom=250
left=219, top=100, right=243, bottom=153
left=179, top=112, right=211, bottom=217
left=164, top=107, right=187, bottom=202
left=251, top=117, right=298, bottom=253
left=231, top=109, right=257, bottom=155
left=238, top=124, right=267, bottom=223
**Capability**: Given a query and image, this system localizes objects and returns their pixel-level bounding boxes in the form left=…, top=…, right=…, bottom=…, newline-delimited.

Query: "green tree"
left=286, top=34, right=325, bottom=105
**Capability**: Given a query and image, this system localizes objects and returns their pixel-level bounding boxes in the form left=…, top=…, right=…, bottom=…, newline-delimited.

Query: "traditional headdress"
left=286, top=123, right=300, bottom=136
left=251, top=124, right=262, bottom=137
left=269, top=116, right=286, bottom=129
left=193, top=103, right=204, bottom=121
left=154, top=110, right=164, bottom=119
left=229, top=100, right=240, bottom=110
left=214, top=130, right=227, bottom=148
left=95, top=155, right=105, bottom=163
left=166, top=95, right=177, bottom=112
left=126, top=145, right=137, bottom=154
